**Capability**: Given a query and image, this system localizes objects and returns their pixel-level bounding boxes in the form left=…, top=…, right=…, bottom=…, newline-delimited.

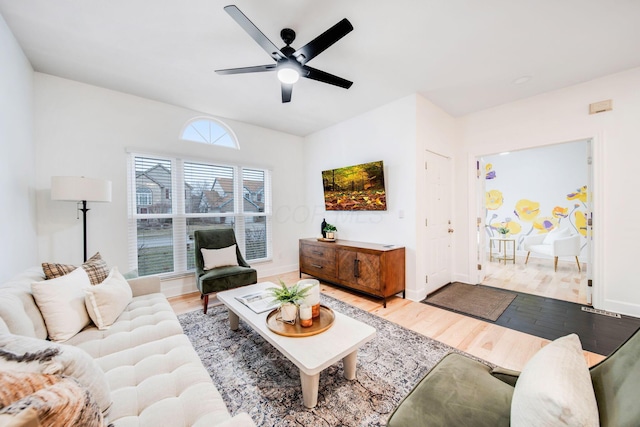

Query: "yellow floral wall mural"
left=483, top=141, right=589, bottom=256
left=514, top=199, right=540, bottom=222
left=485, top=189, right=503, bottom=210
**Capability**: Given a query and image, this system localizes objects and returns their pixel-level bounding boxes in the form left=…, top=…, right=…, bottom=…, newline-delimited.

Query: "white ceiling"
left=2, top=0, right=640, bottom=136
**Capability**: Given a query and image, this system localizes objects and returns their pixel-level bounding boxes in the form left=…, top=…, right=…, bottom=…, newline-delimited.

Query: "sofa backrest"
left=590, top=327, right=640, bottom=426
left=0, top=267, right=48, bottom=339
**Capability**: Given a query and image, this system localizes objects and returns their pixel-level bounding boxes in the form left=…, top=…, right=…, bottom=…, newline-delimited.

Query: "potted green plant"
left=323, top=223, right=337, bottom=240
left=267, top=280, right=313, bottom=323
left=497, top=226, right=510, bottom=238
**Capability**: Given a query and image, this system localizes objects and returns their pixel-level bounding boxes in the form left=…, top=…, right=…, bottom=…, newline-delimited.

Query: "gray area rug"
left=423, top=282, right=516, bottom=321
left=178, top=294, right=489, bottom=426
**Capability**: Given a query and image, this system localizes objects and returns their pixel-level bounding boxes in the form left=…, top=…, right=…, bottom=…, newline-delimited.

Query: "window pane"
left=186, top=219, right=235, bottom=269
left=137, top=219, right=174, bottom=275
left=245, top=216, right=267, bottom=260
left=243, top=169, right=265, bottom=213
left=181, top=118, right=238, bottom=149
left=135, top=157, right=172, bottom=214
left=184, top=162, right=235, bottom=214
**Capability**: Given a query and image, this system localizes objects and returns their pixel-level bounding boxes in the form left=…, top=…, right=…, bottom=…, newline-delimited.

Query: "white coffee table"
left=216, top=282, right=377, bottom=408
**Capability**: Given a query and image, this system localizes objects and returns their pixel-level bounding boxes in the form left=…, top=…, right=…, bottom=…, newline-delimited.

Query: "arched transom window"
left=180, top=117, right=238, bottom=149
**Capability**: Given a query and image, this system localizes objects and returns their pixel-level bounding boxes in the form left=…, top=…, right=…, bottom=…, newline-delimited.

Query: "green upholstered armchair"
left=194, top=228, right=257, bottom=314
left=387, top=328, right=640, bottom=427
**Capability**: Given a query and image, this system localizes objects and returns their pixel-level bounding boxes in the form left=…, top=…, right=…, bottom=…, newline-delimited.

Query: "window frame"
left=179, top=116, right=240, bottom=149
left=127, top=151, right=271, bottom=278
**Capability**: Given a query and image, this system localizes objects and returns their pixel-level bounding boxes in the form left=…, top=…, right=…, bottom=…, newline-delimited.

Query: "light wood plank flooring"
left=169, top=271, right=605, bottom=371
left=482, top=255, right=588, bottom=305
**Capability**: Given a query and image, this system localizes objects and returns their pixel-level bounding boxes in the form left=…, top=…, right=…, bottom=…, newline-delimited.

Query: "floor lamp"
left=51, top=176, right=112, bottom=262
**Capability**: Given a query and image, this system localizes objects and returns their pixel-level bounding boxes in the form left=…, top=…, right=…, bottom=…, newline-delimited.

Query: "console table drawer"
left=300, top=255, right=336, bottom=277
left=300, top=244, right=336, bottom=261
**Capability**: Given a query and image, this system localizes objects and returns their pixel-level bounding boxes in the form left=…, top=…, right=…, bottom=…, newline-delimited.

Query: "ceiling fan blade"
left=281, top=83, right=293, bottom=103
left=302, top=66, right=353, bottom=89
left=293, top=18, right=353, bottom=65
left=224, top=5, right=285, bottom=61
left=215, top=64, right=276, bottom=75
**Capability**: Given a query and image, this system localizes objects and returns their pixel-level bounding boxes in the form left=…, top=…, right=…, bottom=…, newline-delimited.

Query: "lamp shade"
left=51, top=176, right=112, bottom=202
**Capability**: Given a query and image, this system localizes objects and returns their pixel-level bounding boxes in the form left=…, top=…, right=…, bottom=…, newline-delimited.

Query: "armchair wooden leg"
left=575, top=256, right=581, bottom=272
left=525, top=252, right=531, bottom=264
left=554, top=257, right=558, bottom=272
left=203, top=294, right=209, bottom=314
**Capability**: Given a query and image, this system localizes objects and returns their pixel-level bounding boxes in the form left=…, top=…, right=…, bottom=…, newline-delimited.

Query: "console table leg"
left=300, top=371, right=320, bottom=408
left=228, top=309, right=239, bottom=331
left=342, top=351, right=357, bottom=380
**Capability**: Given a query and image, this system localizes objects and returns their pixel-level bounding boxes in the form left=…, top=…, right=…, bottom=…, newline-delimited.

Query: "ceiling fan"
left=215, top=5, right=353, bottom=103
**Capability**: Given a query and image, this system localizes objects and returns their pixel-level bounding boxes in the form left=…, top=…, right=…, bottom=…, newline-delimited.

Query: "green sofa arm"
left=387, top=353, right=514, bottom=427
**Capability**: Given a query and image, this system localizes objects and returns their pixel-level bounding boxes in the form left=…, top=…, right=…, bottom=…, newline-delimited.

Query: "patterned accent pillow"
left=0, top=371, right=107, bottom=427
left=0, top=334, right=112, bottom=414
left=41, top=253, right=109, bottom=286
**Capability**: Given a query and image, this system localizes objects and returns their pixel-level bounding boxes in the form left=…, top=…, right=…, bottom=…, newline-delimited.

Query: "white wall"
left=0, top=13, right=37, bottom=281
left=33, top=73, right=306, bottom=295
left=303, top=95, right=418, bottom=295
left=415, top=95, right=458, bottom=297
left=456, top=67, right=640, bottom=317
left=303, top=94, right=458, bottom=300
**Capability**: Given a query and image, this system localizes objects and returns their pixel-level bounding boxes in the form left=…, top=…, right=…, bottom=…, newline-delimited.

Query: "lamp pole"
left=79, top=200, right=90, bottom=262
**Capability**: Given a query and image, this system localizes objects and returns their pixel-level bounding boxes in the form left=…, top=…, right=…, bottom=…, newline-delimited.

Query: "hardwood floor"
left=482, top=255, right=588, bottom=305
left=168, top=270, right=605, bottom=371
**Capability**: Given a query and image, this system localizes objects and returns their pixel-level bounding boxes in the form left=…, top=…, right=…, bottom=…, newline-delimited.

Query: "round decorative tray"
left=317, top=237, right=336, bottom=242
left=266, top=305, right=335, bottom=337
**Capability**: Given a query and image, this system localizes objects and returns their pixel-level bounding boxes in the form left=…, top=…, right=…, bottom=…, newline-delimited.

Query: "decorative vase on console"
left=323, top=223, right=337, bottom=240
left=321, top=218, right=327, bottom=238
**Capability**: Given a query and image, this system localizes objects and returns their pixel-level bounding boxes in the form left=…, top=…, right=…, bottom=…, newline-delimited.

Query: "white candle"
left=299, top=304, right=312, bottom=320
left=299, top=279, right=320, bottom=306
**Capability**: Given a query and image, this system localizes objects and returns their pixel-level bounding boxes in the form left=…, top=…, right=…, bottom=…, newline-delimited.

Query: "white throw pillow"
left=511, top=334, right=599, bottom=427
left=201, top=244, right=239, bottom=270
left=0, top=333, right=112, bottom=414
left=85, top=267, right=133, bottom=330
left=542, top=227, right=570, bottom=245
left=31, top=267, right=91, bottom=342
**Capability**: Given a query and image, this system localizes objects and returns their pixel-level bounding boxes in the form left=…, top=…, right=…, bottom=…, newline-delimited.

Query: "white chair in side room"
left=523, top=227, right=581, bottom=272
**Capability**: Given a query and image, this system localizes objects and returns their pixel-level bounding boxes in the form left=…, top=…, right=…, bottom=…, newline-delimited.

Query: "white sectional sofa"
left=0, top=266, right=255, bottom=427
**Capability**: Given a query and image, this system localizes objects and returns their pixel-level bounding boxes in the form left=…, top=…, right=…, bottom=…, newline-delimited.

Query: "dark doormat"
left=423, top=282, right=516, bottom=321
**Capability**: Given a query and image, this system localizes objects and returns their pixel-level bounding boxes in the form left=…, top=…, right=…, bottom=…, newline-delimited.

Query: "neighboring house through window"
left=127, top=119, right=270, bottom=277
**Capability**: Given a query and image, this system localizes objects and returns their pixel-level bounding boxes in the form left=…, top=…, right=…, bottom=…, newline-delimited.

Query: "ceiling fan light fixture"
left=277, top=66, right=300, bottom=84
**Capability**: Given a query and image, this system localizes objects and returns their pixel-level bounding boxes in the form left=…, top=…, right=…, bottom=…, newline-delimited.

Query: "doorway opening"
left=476, top=139, right=592, bottom=305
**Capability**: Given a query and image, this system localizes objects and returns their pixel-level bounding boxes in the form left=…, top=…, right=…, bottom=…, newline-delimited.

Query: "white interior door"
left=424, top=150, right=452, bottom=295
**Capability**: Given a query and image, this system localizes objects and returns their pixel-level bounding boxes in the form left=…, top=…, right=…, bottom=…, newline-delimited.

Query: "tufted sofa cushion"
left=65, top=293, right=184, bottom=358
left=96, top=334, right=233, bottom=426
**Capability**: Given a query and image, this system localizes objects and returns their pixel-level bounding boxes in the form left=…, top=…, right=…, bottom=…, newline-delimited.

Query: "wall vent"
left=589, top=99, right=612, bottom=114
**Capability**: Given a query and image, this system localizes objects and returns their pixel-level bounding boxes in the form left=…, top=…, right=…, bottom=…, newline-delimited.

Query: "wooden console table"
left=299, top=238, right=405, bottom=307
